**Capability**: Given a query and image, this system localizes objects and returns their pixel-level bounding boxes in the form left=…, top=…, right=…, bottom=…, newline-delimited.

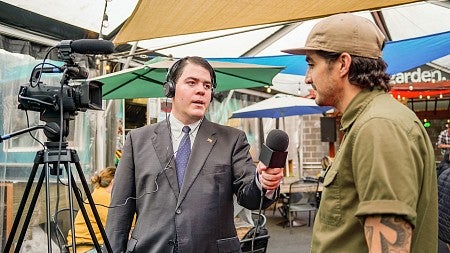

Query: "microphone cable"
left=80, top=110, right=205, bottom=209
left=78, top=150, right=178, bottom=209
left=98, top=111, right=175, bottom=209
left=80, top=109, right=177, bottom=210
left=251, top=188, right=265, bottom=252
left=248, top=168, right=267, bottom=253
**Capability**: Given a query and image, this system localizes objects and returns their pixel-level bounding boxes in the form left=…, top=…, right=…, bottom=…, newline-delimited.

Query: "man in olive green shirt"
left=283, top=14, right=437, bottom=253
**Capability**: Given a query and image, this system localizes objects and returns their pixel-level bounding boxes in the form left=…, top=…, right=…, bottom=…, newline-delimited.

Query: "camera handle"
left=0, top=125, right=44, bottom=143
left=0, top=124, right=60, bottom=143
left=2, top=140, right=112, bottom=253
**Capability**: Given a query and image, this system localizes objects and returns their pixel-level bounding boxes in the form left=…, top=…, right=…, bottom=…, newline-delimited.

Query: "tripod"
left=2, top=133, right=112, bottom=253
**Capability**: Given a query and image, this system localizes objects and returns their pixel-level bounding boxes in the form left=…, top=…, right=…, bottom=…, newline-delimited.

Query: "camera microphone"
left=56, top=39, right=115, bottom=55
left=259, top=129, right=289, bottom=168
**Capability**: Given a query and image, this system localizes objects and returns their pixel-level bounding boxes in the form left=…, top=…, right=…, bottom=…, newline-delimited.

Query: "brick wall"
left=300, top=115, right=334, bottom=177
left=281, top=114, right=335, bottom=178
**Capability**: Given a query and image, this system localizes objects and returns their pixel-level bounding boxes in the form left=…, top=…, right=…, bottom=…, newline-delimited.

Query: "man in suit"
left=104, top=56, right=283, bottom=253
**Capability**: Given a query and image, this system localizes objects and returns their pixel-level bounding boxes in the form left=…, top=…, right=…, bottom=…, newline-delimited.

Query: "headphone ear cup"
left=163, top=80, right=175, bottom=98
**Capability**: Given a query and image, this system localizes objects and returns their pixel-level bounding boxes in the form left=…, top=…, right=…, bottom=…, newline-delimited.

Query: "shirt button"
left=176, top=209, right=182, bottom=214
left=168, top=240, right=175, bottom=246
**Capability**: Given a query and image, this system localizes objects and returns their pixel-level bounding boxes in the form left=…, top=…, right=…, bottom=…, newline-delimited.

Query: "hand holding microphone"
left=257, top=129, right=289, bottom=190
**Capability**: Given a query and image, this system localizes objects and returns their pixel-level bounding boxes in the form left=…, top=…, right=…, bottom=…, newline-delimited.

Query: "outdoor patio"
left=264, top=206, right=313, bottom=253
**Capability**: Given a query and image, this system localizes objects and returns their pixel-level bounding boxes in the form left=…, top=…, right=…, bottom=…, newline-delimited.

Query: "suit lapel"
left=177, top=120, right=217, bottom=206
left=152, top=121, right=180, bottom=198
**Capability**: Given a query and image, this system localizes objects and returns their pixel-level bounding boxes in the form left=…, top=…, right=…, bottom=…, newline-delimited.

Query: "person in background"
left=438, top=123, right=450, bottom=157
left=115, top=119, right=124, bottom=167
left=319, top=155, right=333, bottom=181
left=437, top=150, right=450, bottom=177
left=438, top=154, right=450, bottom=252
left=283, top=13, right=437, bottom=252
left=67, top=166, right=116, bottom=253
left=104, top=56, right=283, bottom=253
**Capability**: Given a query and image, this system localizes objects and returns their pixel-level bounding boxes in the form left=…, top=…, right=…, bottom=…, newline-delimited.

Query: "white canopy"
left=2, top=0, right=449, bottom=96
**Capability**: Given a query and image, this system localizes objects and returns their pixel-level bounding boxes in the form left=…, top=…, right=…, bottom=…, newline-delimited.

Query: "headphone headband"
left=163, top=57, right=216, bottom=99
left=165, top=57, right=186, bottom=85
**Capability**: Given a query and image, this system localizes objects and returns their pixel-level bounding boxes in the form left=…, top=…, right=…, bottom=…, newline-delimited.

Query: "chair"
left=284, top=180, right=319, bottom=233
left=240, top=212, right=270, bottom=253
left=267, top=192, right=289, bottom=216
left=52, top=208, right=78, bottom=253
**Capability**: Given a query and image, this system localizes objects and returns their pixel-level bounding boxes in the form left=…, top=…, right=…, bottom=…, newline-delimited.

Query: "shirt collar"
left=168, top=114, right=202, bottom=138
left=340, top=88, right=386, bottom=132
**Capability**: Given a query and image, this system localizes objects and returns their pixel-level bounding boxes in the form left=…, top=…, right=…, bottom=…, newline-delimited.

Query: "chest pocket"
left=319, top=165, right=343, bottom=226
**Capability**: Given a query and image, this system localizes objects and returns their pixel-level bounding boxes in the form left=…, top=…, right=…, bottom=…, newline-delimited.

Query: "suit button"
left=176, top=209, right=182, bottom=214
left=168, top=240, right=175, bottom=246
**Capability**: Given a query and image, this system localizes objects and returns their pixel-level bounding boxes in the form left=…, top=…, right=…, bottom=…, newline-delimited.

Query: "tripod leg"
left=4, top=152, right=42, bottom=253
left=63, top=161, right=77, bottom=252
left=71, top=150, right=112, bottom=253
left=68, top=174, right=102, bottom=253
left=15, top=165, right=47, bottom=253
left=44, top=162, right=54, bottom=253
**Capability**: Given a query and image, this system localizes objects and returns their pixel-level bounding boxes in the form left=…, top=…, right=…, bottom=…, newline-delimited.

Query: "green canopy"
left=95, top=57, right=284, bottom=99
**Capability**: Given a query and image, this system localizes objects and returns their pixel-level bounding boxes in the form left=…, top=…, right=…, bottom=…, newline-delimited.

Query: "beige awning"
left=114, top=0, right=421, bottom=44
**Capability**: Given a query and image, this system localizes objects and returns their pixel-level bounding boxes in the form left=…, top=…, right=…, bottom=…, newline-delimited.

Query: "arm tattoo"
left=364, top=215, right=412, bottom=253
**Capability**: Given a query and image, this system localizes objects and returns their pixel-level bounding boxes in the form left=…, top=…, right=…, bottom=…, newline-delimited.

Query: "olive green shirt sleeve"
left=352, top=118, right=419, bottom=226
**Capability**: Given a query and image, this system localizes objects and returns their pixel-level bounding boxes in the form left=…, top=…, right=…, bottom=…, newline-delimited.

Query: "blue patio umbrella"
left=230, top=94, right=332, bottom=119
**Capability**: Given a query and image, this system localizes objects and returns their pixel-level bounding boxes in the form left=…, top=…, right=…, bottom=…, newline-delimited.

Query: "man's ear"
left=338, top=52, right=352, bottom=77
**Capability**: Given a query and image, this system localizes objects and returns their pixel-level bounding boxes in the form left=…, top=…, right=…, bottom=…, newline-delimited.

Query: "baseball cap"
left=282, top=13, right=386, bottom=59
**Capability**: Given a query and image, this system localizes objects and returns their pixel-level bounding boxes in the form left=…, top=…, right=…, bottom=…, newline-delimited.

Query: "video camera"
left=17, top=39, right=114, bottom=136
left=18, top=80, right=103, bottom=114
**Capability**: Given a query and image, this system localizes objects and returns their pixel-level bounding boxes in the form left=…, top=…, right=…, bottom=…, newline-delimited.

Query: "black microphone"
left=56, top=39, right=115, bottom=55
left=259, top=129, right=289, bottom=168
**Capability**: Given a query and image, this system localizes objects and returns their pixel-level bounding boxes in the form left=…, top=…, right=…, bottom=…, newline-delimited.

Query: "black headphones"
left=163, top=57, right=217, bottom=99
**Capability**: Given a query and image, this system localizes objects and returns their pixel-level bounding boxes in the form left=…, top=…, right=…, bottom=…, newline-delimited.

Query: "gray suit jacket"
left=104, top=119, right=277, bottom=253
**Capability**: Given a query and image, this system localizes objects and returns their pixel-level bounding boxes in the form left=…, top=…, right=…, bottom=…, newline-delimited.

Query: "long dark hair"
left=316, top=51, right=391, bottom=92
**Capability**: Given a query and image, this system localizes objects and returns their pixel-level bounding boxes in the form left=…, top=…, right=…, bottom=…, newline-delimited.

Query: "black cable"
left=78, top=150, right=178, bottom=209
left=71, top=108, right=177, bottom=210
left=88, top=110, right=204, bottom=210
left=52, top=68, right=67, bottom=253
left=29, top=48, right=57, bottom=88
left=249, top=188, right=265, bottom=253
left=24, top=110, right=44, bottom=148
